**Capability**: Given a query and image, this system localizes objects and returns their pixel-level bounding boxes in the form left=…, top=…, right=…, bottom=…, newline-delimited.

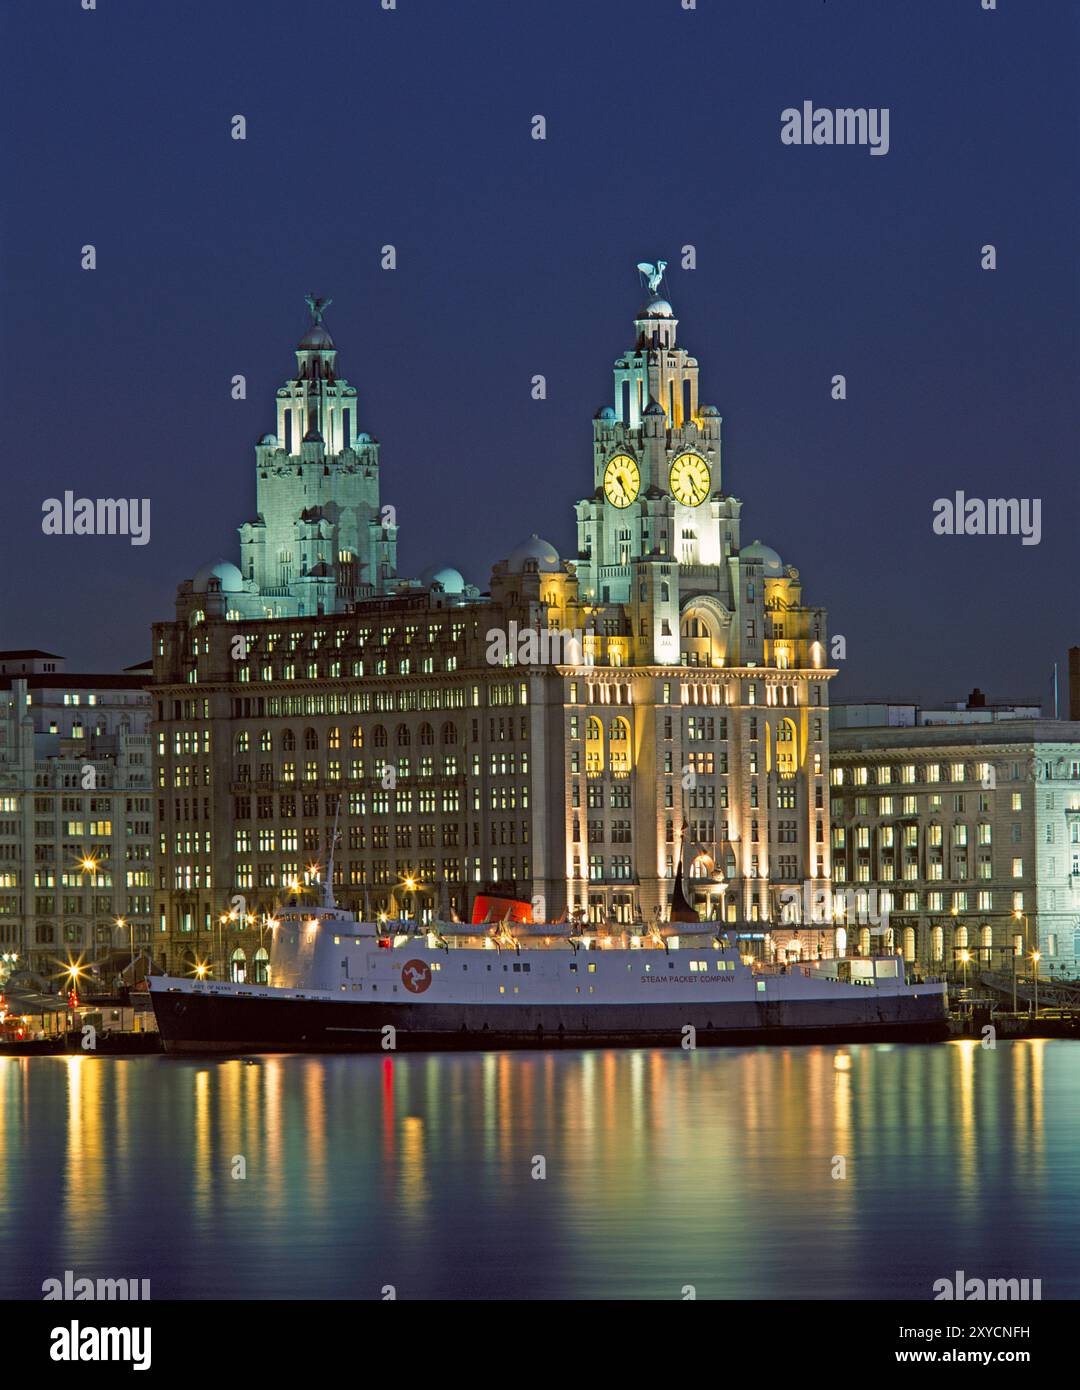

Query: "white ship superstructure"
left=148, top=892, right=949, bottom=1053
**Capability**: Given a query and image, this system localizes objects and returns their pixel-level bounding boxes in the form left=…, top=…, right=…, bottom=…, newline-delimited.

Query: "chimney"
left=1069, top=647, right=1080, bottom=721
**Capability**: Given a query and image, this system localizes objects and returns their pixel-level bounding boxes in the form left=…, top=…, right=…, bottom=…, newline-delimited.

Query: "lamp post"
left=78, top=855, right=99, bottom=973
left=1010, top=911, right=1027, bottom=1013
left=1031, top=950, right=1040, bottom=1019
left=114, top=915, right=133, bottom=978
left=218, top=907, right=239, bottom=982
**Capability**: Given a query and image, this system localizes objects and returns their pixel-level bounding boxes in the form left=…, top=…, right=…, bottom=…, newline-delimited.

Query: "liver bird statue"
left=305, top=293, right=333, bottom=325
left=636, top=260, right=667, bottom=295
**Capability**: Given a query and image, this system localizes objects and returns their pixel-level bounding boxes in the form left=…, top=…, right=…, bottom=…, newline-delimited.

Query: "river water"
left=2, top=1040, right=1077, bottom=1300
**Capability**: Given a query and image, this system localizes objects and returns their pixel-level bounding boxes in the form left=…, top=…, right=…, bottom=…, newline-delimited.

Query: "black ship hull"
left=150, top=986, right=949, bottom=1054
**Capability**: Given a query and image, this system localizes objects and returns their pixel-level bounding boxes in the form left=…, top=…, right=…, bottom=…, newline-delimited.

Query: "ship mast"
left=323, top=795, right=341, bottom=910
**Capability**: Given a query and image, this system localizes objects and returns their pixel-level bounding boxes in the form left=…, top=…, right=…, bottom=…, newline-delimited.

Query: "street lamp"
left=1011, top=910, right=1027, bottom=1014
left=114, top=915, right=134, bottom=975
left=1030, top=950, right=1041, bottom=1018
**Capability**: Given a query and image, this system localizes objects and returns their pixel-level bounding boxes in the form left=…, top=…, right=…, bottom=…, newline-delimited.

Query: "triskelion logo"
left=401, top=959, right=432, bottom=993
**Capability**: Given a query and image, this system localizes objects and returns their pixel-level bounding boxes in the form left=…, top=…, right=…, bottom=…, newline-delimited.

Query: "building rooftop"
left=0, top=672, right=151, bottom=692
left=831, top=718, right=1080, bottom=751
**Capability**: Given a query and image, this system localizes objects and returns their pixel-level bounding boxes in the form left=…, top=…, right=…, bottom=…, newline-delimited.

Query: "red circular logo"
left=401, top=959, right=432, bottom=994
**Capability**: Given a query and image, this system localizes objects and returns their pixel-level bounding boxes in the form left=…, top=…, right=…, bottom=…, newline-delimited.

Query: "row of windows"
left=835, top=823, right=995, bottom=848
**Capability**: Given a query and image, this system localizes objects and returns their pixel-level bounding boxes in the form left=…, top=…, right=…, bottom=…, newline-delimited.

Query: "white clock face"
left=669, top=452, right=711, bottom=507
left=603, top=453, right=640, bottom=509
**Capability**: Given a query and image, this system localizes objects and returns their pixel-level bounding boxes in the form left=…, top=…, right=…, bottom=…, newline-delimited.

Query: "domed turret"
left=506, top=534, right=560, bottom=574
left=639, top=294, right=674, bottom=319
left=192, top=560, right=244, bottom=594
left=421, top=564, right=466, bottom=595
left=740, top=540, right=785, bottom=578
left=297, top=322, right=335, bottom=351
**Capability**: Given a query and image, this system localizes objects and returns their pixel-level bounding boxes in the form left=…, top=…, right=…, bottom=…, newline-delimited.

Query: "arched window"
left=258, top=728, right=272, bottom=752
left=327, top=726, right=341, bottom=749
left=234, top=731, right=249, bottom=753
left=372, top=725, right=387, bottom=748
left=351, top=725, right=363, bottom=749
left=304, top=728, right=319, bottom=751
left=585, top=717, right=604, bottom=773
left=609, top=715, right=631, bottom=772
left=281, top=728, right=296, bottom=751
left=418, top=723, right=435, bottom=746
left=230, top=948, right=247, bottom=984
left=253, top=947, right=270, bottom=984
left=441, top=722, right=458, bottom=745
left=777, top=718, right=797, bottom=775
left=396, top=724, right=411, bottom=747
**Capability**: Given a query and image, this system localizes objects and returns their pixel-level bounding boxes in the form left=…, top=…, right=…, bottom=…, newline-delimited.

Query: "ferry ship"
left=148, top=868, right=948, bottom=1054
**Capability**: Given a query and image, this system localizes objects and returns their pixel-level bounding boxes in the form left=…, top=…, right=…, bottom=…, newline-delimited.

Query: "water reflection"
left=1, top=1042, right=1077, bottom=1300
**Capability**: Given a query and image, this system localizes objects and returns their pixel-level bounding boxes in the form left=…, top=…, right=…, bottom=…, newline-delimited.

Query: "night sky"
left=2, top=0, right=1076, bottom=705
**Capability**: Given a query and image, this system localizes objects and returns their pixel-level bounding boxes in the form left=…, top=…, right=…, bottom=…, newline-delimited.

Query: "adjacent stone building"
left=830, top=695, right=1080, bottom=974
left=0, top=651, right=152, bottom=980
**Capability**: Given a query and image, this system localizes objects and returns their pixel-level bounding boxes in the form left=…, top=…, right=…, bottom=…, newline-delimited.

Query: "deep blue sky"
left=2, top=0, right=1076, bottom=704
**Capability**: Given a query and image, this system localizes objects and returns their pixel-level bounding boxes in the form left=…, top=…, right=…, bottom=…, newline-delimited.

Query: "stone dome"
left=644, top=400, right=666, bottom=416
left=595, top=405, right=616, bottom=421
left=421, top=564, right=465, bottom=595
left=639, top=295, right=674, bottom=318
left=506, top=534, right=560, bottom=574
left=298, top=324, right=335, bottom=350
left=740, top=540, right=784, bottom=578
left=192, top=560, right=244, bottom=594
left=354, top=431, right=372, bottom=444
left=258, top=432, right=278, bottom=446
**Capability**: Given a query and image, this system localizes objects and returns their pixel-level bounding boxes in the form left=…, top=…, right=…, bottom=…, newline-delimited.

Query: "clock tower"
left=574, top=265, right=745, bottom=662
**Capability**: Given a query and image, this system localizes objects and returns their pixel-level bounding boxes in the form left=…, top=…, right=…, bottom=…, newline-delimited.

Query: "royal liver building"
left=555, top=263, right=835, bottom=930
left=153, top=267, right=834, bottom=978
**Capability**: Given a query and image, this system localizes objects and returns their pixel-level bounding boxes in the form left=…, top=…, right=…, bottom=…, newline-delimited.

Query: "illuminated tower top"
left=235, top=298, right=398, bottom=615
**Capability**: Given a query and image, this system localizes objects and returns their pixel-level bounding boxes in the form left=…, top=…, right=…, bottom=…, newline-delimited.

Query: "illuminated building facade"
left=153, top=277, right=834, bottom=977
left=830, top=705, right=1080, bottom=973
left=0, top=652, right=153, bottom=980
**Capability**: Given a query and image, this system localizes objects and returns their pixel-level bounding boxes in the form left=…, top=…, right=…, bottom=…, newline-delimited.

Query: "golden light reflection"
left=62, top=1056, right=106, bottom=1247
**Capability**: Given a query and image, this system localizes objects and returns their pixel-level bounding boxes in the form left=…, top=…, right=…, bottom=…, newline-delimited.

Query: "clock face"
left=669, top=451, right=711, bottom=507
left=603, top=453, right=640, bottom=509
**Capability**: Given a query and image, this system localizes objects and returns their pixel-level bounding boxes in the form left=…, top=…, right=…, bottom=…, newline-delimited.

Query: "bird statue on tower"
left=305, top=293, right=333, bottom=324
left=636, top=260, right=667, bottom=295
